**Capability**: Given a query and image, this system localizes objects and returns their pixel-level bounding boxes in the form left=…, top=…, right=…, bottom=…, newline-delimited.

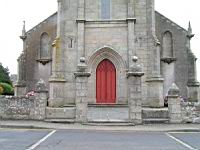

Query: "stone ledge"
left=14, top=82, right=26, bottom=87
left=146, top=77, right=164, bottom=82
left=187, top=81, right=200, bottom=87
left=127, top=72, right=144, bottom=78
left=49, top=77, right=66, bottom=82
left=74, top=72, right=91, bottom=77
left=85, top=19, right=127, bottom=23
left=76, top=18, right=85, bottom=23
left=36, top=58, right=52, bottom=65
left=126, top=18, right=137, bottom=23
left=161, top=57, right=176, bottom=64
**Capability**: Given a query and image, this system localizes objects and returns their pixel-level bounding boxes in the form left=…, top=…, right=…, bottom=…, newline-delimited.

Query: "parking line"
left=166, top=133, right=198, bottom=150
left=26, top=130, right=56, bottom=150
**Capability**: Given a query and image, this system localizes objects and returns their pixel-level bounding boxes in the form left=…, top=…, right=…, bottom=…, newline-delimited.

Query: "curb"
left=167, top=129, right=200, bottom=132
left=0, top=125, right=50, bottom=130
left=0, top=121, right=200, bottom=132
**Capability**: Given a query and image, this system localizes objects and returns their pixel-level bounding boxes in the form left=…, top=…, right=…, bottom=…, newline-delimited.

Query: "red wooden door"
left=96, top=59, right=116, bottom=104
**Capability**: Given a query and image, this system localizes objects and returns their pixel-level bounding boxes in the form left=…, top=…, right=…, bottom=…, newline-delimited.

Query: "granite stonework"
left=167, top=83, right=182, bottom=123
left=2, top=83, right=200, bottom=124
left=181, top=102, right=200, bottom=124
left=13, top=0, right=200, bottom=123
left=0, top=80, right=48, bottom=120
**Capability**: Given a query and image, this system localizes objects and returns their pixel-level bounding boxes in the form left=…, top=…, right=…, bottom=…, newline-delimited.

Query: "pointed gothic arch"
left=87, top=46, right=127, bottom=72
left=162, top=31, right=173, bottom=58
left=87, top=46, right=127, bottom=104
left=96, top=59, right=116, bottom=104
left=40, top=32, right=51, bottom=58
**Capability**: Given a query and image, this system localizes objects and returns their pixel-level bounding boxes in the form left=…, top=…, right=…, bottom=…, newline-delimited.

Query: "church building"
left=15, top=0, right=200, bottom=124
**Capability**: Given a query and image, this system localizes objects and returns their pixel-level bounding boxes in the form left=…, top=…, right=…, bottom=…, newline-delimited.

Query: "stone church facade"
left=15, top=0, right=200, bottom=123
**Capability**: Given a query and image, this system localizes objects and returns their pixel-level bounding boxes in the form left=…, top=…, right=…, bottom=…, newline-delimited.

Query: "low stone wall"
left=0, top=79, right=48, bottom=120
left=167, top=83, right=200, bottom=124
left=0, top=94, right=47, bottom=120
left=0, top=96, right=35, bottom=120
left=1, top=80, right=200, bottom=124
left=181, top=102, right=200, bottom=123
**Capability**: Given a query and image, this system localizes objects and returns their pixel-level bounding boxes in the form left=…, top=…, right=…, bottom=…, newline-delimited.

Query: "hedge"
left=0, top=82, right=14, bottom=95
left=0, top=85, right=3, bottom=95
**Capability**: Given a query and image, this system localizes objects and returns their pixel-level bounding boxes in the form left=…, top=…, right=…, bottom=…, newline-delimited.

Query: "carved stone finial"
left=35, top=79, right=48, bottom=92
left=20, top=21, right=27, bottom=40
left=187, top=21, right=194, bottom=39
left=132, top=55, right=138, bottom=62
left=188, top=21, right=192, bottom=34
left=80, top=57, right=86, bottom=63
left=77, top=57, right=87, bottom=72
left=130, top=56, right=142, bottom=72
left=127, top=56, right=144, bottom=77
left=168, top=83, right=180, bottom=97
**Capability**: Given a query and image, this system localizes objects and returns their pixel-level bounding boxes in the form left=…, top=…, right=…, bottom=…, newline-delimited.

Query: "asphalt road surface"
left=0, top=129, right=199, bottom=150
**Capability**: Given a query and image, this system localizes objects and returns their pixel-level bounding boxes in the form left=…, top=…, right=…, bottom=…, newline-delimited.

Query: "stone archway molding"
left=87, top=46, right=127, bottom=72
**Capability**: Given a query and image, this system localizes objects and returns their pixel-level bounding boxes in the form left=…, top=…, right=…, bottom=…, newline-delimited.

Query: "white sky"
left=0, top=0, right=199, bottom=80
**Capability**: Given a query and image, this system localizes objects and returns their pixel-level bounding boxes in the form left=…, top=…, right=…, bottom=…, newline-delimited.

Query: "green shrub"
left=0, top=85, right=3, bottom=95
left=0, top=63, right=12, bottom=85
left=0, top=82, right=14, bottom=95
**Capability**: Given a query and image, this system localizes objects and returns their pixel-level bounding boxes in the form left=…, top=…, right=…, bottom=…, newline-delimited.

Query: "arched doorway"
left=96, top=59, right=116, bottom=104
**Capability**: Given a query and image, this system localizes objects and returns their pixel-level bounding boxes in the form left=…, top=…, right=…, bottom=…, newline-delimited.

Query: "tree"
left=0, top=63, right=12, bottom=85
left=0, top=63, right=13, bottom=95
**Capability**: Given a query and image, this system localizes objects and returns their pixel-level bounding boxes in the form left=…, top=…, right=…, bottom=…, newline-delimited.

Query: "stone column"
left=127, top=56, right=144, bottom=124
left=74, top=63, right=90, bottom=123
left=49, top=0, right=66, bottom=107
left=15, top=21, right=27, bottom=96
left=77, top=0, right=86, bottom=67
left=74, top=0, right=89, bottom=123
left=34, top=79, right=48, bottom=120
left=187, top=52, right=200, bottom=102
left=168, top=83, right=182, bottom=123
left=186, top=22, right=200, bottom=102
left=147, top=41, right=164, bottom=107
left=146, top=0, right=164, bottom=107
left=127, top=0, right=136, bottom=68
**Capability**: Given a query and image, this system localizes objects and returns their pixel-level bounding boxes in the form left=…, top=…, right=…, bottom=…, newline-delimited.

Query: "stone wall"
left=25, top=13, right=57, bottom=92
left=181, top=102, right=200, bottom=123
left=0, top=95, right=46, bottom=120
left=155, top=11, right=189, bottom=98
left=167, top=83, right=200, bottom=124
left=0, top=96, right=35, bottom=120
left=0, top=80, right=48, bottom=120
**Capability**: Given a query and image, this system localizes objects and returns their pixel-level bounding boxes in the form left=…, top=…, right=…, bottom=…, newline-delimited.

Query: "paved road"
left=0, top=129, right=199, bottom=150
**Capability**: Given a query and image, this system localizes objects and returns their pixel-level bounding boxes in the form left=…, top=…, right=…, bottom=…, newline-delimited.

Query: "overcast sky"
left=0, top=0, right=199, bottom=80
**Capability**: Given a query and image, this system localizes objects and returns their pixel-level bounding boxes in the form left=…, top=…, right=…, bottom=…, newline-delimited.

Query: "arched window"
left=162, top=31, right=173, bottom=57
left=101, top=0, right=111, bottom=19
left=40, top=33, right=50, bottom=58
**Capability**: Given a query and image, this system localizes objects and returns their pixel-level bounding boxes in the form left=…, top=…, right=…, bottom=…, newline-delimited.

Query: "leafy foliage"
left=0, top=63, right=12, bottom=85
left=0, top=84, right=3, bottom=95
left=0, top=83, right=14, bottom=95
left=0, top=63, right=13, bottom=95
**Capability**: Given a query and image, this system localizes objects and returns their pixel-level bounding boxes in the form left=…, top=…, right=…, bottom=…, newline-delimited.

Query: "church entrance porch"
left=96, top=59, right=116, bottom=104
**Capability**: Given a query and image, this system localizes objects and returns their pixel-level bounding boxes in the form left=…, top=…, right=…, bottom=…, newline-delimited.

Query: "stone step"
left=44, top=119, right=75, bottom=123
left=84, top=121, right=135, bottom=126
left=45, top=107, right=76, bottom=119
left=142, top=118, right=169, bottom=124
left=87, top=106, right=129, bottom=122
left=142, top=107, right=169, bottom=119
left=88, top=104, right=128, bottom=108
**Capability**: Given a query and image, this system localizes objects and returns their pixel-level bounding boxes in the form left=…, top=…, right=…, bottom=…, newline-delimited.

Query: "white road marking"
left=26, top=130, right=56, bottom=150
left=166, top=133, right=198, bottom=150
